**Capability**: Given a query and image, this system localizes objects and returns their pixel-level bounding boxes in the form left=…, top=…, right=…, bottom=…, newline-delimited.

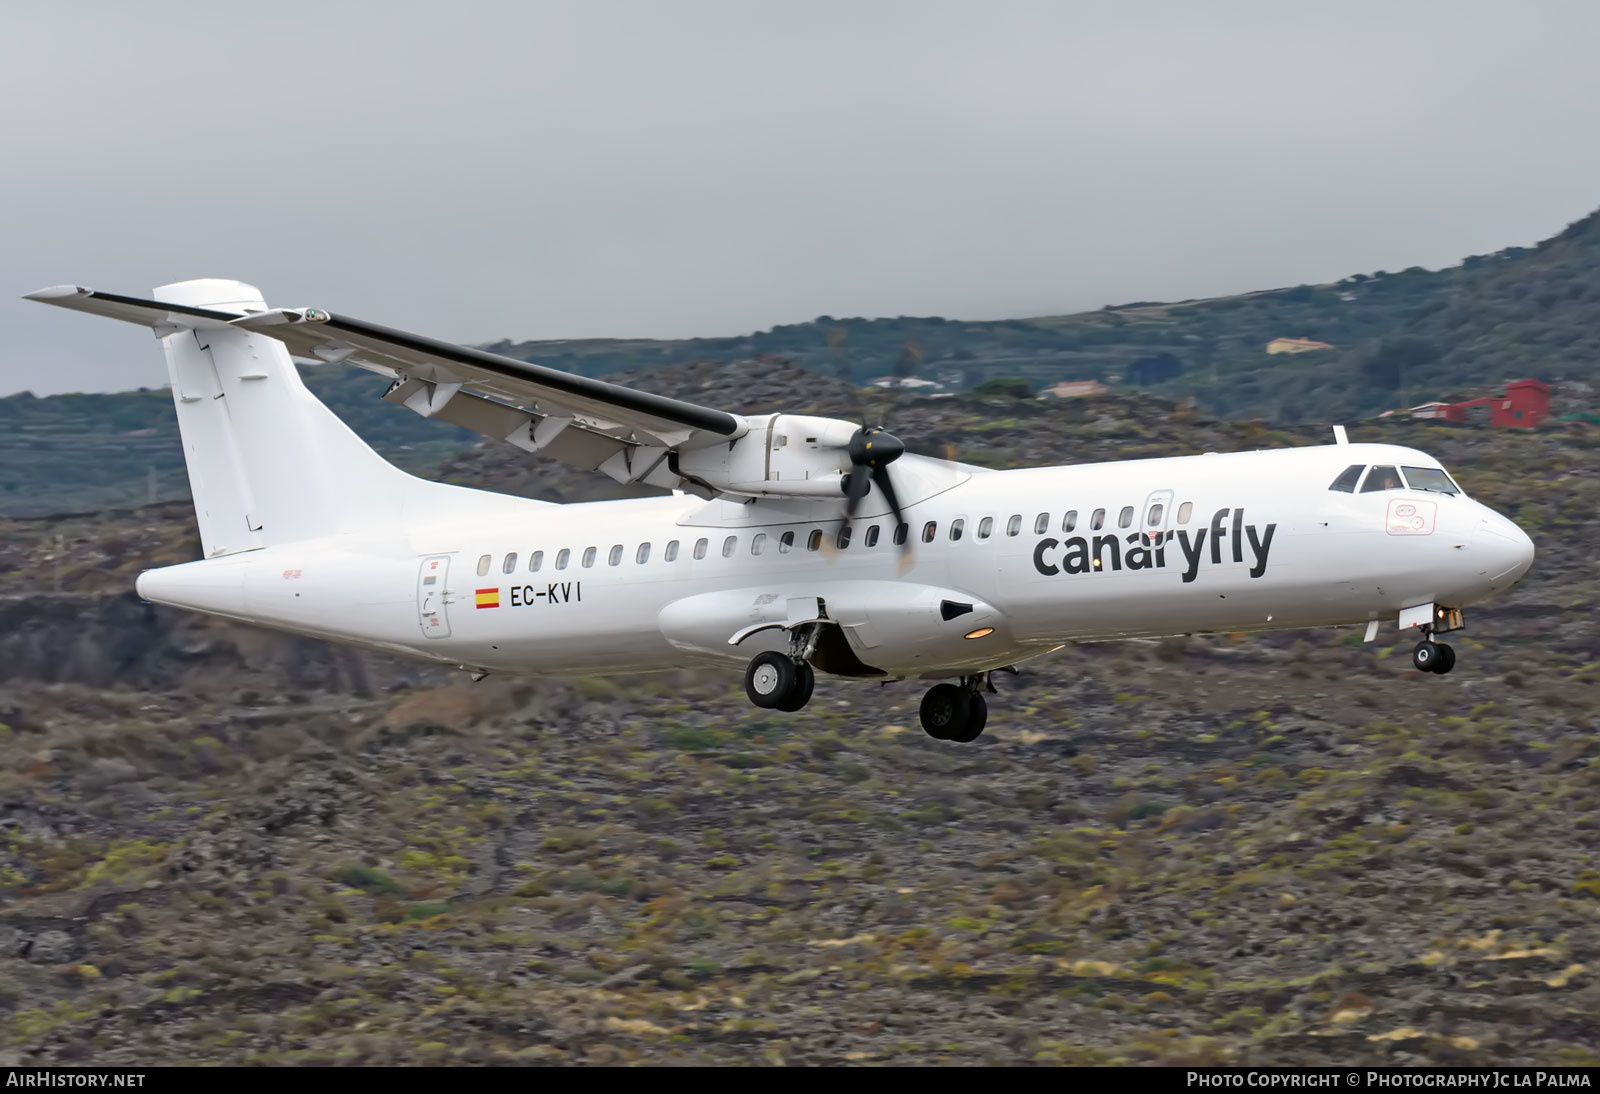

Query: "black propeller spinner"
left=842, top=425, right=909, bottom=550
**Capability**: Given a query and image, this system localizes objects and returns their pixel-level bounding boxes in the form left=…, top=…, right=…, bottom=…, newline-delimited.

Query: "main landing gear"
left=743, top=650, right=816, bottom=712
left=919, top=676, right=990, bottom=743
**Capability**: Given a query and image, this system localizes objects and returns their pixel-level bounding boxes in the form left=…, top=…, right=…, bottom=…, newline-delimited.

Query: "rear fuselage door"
left=417, top=555, right=452, bottom=638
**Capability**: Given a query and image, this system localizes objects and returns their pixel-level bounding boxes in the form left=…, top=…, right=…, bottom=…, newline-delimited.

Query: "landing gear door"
left=1141, top=489, right=1176, bottom=551
left=417, top=555, right=451, bottom=639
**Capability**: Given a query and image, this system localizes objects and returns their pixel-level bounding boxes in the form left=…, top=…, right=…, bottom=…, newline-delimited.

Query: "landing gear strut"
left=920, top=675, right=990, bottom=743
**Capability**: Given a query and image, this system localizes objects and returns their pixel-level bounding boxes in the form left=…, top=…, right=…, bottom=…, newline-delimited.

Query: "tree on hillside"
left=971, top=377, right=1035, bottom=400
left=1125, top=352, right=1185, bottom=385
left=1359, top=336, right=1440, bottom=391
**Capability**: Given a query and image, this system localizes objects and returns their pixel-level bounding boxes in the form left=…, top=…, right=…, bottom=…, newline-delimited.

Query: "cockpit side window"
left=1360, top=465, right=1403, bottom=493
left=1329, top=464, right=1365, bottom=492
left=1401, top=466, right=1460, bottom=495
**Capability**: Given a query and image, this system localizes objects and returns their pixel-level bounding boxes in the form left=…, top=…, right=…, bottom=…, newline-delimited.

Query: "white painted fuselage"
left=135, top=441, right=1535, bottom=681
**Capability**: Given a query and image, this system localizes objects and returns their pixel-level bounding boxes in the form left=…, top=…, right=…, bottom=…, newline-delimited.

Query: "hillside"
left=485, top=206, right=1600, bottom=421
left=2, top=375, right=1598, bottom=1066
left=5, top=206, right=1599, bottom=518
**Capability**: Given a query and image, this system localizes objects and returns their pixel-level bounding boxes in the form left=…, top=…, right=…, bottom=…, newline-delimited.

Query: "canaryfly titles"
left=1034, top=506, right=1277, bottom=583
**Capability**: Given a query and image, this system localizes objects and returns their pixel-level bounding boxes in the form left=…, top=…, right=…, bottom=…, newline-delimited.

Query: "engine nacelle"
left=677, top=413, right=860, bottom=498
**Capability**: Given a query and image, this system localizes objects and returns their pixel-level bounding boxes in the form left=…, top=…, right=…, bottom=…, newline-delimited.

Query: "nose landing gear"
left=1399, top=603, right=1462, bottom=676
left=1412, top=639, right=1456, bottom=675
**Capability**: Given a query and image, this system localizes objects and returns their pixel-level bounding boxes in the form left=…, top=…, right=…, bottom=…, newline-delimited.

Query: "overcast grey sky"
left=5, top=0, right=1600, bottom=395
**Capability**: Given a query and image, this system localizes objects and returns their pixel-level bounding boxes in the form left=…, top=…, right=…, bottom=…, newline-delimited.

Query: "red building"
left=1411, top=379, right=1551, bottom=429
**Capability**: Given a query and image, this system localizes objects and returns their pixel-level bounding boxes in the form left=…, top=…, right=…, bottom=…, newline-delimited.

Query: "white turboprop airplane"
left=27, top=279, right=1535, bottom=742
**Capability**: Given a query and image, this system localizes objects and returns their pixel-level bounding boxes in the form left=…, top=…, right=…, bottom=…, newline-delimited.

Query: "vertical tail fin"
left=27, top=277, right=537, bottom=559
left=154, top=278, right=423, bottom=555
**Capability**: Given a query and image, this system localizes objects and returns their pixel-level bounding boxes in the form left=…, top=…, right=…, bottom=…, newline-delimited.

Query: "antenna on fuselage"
left=1332, top=424, right=1349, bottom=445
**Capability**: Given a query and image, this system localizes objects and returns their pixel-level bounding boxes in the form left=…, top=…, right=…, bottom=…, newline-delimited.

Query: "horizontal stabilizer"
left=24, top=283, right=256, bottom=330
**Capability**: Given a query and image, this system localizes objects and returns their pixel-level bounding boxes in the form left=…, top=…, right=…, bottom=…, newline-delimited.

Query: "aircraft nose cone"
left=1473, top=516, right=1535, bottom=585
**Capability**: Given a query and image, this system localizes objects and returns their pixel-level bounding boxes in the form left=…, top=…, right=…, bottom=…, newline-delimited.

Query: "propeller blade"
left=871, top=463, right=910, bottom=555
left=841, top=468, right=870, bottom=523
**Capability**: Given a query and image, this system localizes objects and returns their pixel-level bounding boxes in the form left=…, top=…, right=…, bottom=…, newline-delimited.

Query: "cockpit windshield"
left=1359, top=465, right=1404, bottom=492
left=1328, top=464, right=1364, bottom=492
left=1402, top=466, right=1460, bottom=495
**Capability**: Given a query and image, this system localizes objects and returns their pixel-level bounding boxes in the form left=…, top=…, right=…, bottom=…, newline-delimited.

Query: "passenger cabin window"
left=893, top=522, right=908, bottom=546
left=1118, top=506, right=1134, bottom=529
left=1147, top=503, right=1164, bottom=526
left=476, top=554, right=491, bottom=577
left=1091, top=508, right=1106, bottom=531
left=1176, top=502, right=1193, bottom=524
left=1062, top=510, right=1078, bottom=533
left=752, top=533, right=767, bottom=555
left=636, top=543, right=650, bottom=564
left=865, top=524, right=880, bottom=547
left=1034, top=512, right=1050, bottom=535
left=807, top=530, right=823, bottom=551
left=1360, top=465, right=1404, bottom=493
left=555, top=548, right=570, bottom=570
left=693, top=538, right=708, bottom=560
left=608, top=545, right=623, bottom=566
left=779, top=531, right=794, bottom=553
left=722, top=535, right=738, bottom=558
left=922, top=521, right=938, bottom=543
left=502, top=552, right=518, bottom=574
left=837, top=525, right=852, bottom=550
left=529, top=550, right=543, bottom=572
left=949, top=518, right=965, bottom=542
left=1007, top=514, right=1022, bottom=537
left=582, top=547, right=597, bottom=568
left=1328, top=464, right=1365, bottom=492
left=1402, top=466, right=1460, bottom=495
left=664, top=540, right=679, bottom=562
left=976, top=517, right=994, bottom=540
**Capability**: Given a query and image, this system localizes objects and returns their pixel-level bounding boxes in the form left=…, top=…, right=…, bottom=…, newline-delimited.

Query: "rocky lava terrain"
left=1, top=370, right=1598, bottom=1065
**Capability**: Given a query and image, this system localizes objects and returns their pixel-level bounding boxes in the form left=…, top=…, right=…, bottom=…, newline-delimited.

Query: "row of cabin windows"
left=473, top=500, right=1202, bottom=577
left=1327, top=463, right=1461, bottom=495
left=477, top=524, right=908, bottom=576
left=947, top=500, right=1193, bottom=542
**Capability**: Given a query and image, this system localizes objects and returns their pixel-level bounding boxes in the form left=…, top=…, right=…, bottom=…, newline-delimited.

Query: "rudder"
left=153, top=279, right=430, bottom=556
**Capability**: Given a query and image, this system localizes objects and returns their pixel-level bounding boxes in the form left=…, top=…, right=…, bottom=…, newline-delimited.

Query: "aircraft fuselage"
left=135, top=440, right=1534, bottom=680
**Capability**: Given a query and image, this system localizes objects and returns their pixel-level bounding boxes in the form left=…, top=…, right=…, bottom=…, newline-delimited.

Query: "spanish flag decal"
left=474, top=587, right=500, bottom=609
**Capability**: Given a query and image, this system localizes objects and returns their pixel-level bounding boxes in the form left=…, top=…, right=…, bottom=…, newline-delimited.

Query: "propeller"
left=841, top=425, right=910, bottom=555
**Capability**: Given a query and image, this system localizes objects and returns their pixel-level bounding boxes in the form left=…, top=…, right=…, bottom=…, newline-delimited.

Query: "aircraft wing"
left=26, top=285, right=747, bottom=493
